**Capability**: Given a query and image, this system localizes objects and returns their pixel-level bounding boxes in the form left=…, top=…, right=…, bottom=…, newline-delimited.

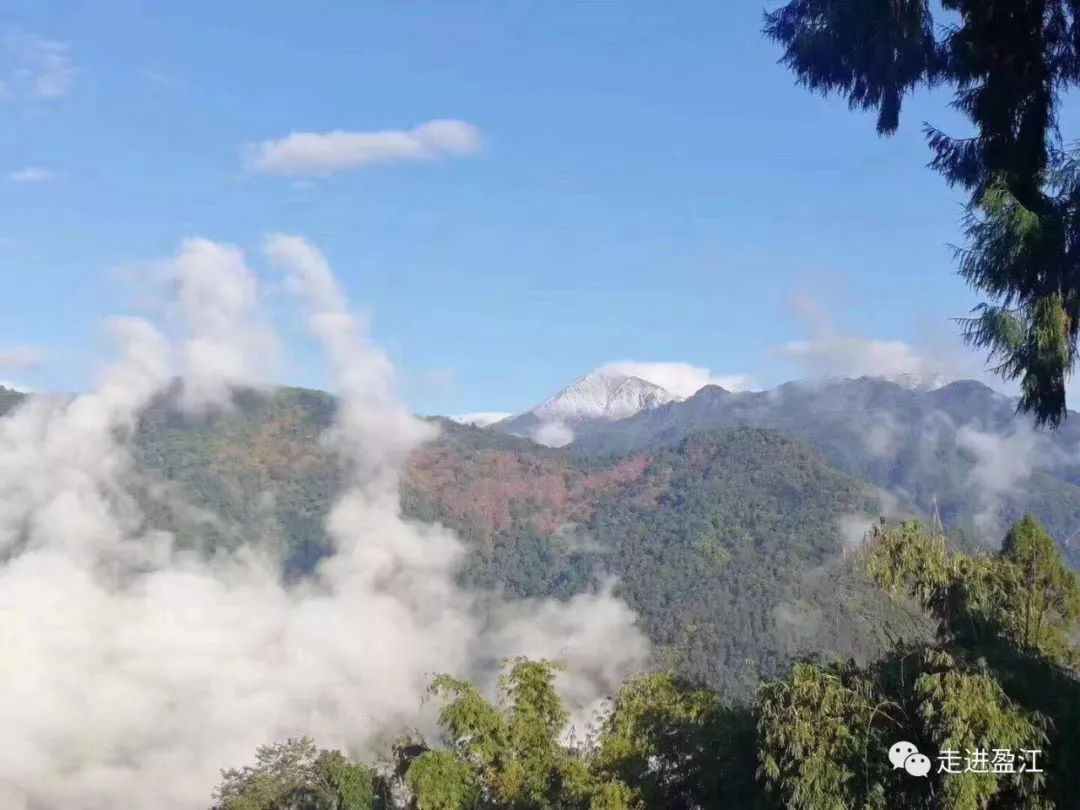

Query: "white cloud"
left=777, top=294, right=952, bottom=382
left=597, top=361, right=756, bottom=398
left=530, top=420, right=575, bottom=448
left=7, top=166, right=55, bottom=184
left=244, top=120, right=482, bottom=177
left=167, top=238, right=279, bottom=411
left=3, top=33, right=76, bottom=100
left=835, top=490, right=902, bottom=550
left=450, top=412, right=511, bottom=427
left=861, top=412, right=902, bottom=457
left=956, top=425, right=1055, bottom=539
left=958, top=427, right=1038, bottom=496
left=0, top=234, right=646, bottom=808
left=779, top=335, right=929, bottom=377
left=0, top=344, right=46, bottom=370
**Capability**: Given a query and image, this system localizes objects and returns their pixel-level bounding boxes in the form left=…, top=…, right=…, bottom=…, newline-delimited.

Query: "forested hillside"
left=564, top=378, right=1080, bottom=561
left=410, top=425, right=912, bottom=695
left=131, top=385, right=911, bottom=696
left=0, top=384, right=918, bottom=696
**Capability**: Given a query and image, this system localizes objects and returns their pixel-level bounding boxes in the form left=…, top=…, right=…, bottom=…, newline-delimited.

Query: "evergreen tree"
left=1000, top=513, right=1080, bottom=660
left=213, top=518, right=1080, bottom=809
left=213, top=737, right=386, bottom=810
left=592, top=673, right=757, bottom=809
left=765, top=1, right=1080, bottom=425
left=396, top=659, right=603, bottom=809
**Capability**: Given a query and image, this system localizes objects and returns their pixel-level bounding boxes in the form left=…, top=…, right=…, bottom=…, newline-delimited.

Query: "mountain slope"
left=566, top=376, right=1080, bottom=561
left=0, top=384, right=915, bottom=696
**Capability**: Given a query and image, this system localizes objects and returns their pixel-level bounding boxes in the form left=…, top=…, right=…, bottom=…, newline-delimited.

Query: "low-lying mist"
left=0, top=235, right=648, bottom=809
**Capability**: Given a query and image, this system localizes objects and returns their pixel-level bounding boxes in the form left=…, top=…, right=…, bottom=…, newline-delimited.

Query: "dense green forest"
left=209, top=516, right=1080, bottom=809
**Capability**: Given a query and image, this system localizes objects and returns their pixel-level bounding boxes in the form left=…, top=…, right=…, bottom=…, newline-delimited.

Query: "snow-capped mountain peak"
left=533, top=369, right=679, bottom=423
left=873, top=372, right=952, bottom=392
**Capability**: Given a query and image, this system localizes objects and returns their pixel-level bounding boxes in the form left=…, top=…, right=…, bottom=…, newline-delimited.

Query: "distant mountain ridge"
left=7, top=372, right=1073, bottom=564
left=875, top=371, right=953, bottom=391
left=502, top=374, right=1080, bottom=562
left=491, top=370, right=964, bottom=448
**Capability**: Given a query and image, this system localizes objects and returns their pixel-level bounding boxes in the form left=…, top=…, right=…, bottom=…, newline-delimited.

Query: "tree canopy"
left=212, top=516, right=1080, bottom=809
left=756, top=517, right=1080, bottom=809
left=765, top=0, right=1080, bottom=425
left=213, top=737, right=386, bottom=810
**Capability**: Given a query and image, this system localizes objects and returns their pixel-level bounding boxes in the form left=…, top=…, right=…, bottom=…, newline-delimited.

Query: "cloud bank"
left=244, top=120, right=482, bottom=177
left=0, top=235, right=646, bottom=809
left=777, top=294, right=952, bottom=382
left=530, top=419, right=575, bottom=448
left=7, top=166, right=55, bottom=184
left=598, top=360, right=756, bottom=397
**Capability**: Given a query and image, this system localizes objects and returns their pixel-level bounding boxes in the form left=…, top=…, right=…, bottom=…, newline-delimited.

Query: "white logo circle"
left=904, top=753, right=931, bottom=777
left=888, top=741, right=919, bottom=770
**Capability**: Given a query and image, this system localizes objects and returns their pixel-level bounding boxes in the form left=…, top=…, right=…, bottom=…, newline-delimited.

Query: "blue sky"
left=0, top=0, right=1031, bottom=415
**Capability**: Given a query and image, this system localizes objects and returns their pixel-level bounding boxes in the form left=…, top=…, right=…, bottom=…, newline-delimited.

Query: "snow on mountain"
left=816, top=372, right=953, bottom=392
left=595, top=361, right=755, bottom=397
left=875, top=372, right=953, bottom=392
left=876, top=373, right=954, bottom=390
left=532, top=369, right=679, bottom=423
left=465, top=370, right=956, bottom=444
left=489, top=369, right=680, bottom=447
left=449, top=412, right=512, bottom=427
